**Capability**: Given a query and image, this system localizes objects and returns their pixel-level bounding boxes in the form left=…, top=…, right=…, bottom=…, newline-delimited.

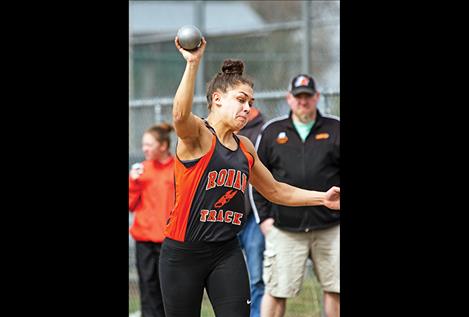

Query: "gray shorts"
left=263, top=224, right=340, bottom=298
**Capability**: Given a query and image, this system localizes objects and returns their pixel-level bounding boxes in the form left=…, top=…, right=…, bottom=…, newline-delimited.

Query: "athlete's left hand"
left=324, top=186, right=340, bottom=210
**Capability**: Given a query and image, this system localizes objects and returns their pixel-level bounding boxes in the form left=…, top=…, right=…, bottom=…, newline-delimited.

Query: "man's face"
left=287, top=92, right=320, bottom=123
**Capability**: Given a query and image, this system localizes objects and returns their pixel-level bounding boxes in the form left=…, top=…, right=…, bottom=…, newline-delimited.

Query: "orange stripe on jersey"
left=164, top=135, right=217, bottom=241
left=239, top=140, right=254, bottom=176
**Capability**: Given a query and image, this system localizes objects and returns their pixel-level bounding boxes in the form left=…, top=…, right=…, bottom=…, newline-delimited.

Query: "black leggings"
left=159, top=237, right=250, bottom=317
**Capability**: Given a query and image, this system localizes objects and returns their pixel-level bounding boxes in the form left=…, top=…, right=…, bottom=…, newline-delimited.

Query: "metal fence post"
left=194, top=0, right=205, bottom=99
left=302, top=0, right=312, bottom=74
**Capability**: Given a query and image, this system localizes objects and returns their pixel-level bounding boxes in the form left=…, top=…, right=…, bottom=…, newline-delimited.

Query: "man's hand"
left=260, top=218, right=275, bottom=235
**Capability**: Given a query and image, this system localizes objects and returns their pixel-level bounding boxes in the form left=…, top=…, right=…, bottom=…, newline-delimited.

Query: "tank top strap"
left=202, top=118, right=217, bottom=135
left=232, top=133, right=241, bottom=145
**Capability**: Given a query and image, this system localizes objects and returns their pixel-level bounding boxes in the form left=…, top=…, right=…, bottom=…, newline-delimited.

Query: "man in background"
left=253, top=74, right=340, bottom=317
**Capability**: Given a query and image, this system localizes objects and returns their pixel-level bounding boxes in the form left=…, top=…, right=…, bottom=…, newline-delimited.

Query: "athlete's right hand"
left=260, top=218, right=275, bottom=236
left=175, top=36, right=206, bottom=64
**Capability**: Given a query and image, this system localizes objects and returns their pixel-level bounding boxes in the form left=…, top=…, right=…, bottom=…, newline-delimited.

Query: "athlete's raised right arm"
left=172, top=36, right=207, bottom=141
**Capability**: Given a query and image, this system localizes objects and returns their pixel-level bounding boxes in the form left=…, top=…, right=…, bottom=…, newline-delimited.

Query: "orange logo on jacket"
left=276, top=131, right=288, bottom=144
left=315, top=133, right=330, bottom=140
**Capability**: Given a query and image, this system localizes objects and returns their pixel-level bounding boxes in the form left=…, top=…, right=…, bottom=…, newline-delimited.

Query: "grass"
left=129, top=270, right=324, bottom=317
left=129, top=280, right=140, bottom=314
left=285, top=271, right=323, bottom=317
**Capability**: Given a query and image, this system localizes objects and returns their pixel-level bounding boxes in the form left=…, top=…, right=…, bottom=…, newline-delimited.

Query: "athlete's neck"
left=206, top=114, right=236, bottom=145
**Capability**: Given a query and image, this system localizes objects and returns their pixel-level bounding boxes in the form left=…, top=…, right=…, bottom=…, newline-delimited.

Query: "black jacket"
left=237, top=111, right=265, bottom=219
left=252, top=110, right=340, bottom=232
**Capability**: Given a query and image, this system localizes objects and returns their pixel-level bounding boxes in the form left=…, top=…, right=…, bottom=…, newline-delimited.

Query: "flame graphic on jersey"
left=214, top=189, right=238, bottom=208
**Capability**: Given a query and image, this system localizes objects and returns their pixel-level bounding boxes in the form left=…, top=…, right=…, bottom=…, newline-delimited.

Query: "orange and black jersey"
left=164, top=121, right=254, bottom=242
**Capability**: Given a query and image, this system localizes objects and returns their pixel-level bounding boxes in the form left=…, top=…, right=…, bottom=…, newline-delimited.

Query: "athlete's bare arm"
left=238, top=135, right=340, bottom=210
left=172, top=37, right=212, bottom=160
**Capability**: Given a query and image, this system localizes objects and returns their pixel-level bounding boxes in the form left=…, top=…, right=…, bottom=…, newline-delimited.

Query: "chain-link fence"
left=129, top=0, right=340, bottom=159
left=129, top=1, right=339, bottom=316
left=129, top=92, right=339, bottom=164
left=130, top=1, right=339, bottom=97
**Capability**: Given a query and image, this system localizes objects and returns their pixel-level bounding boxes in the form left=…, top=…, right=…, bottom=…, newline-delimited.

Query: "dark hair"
left=145, top=122, right=174, bottom=148
left=206, top=59, right=254, bottom=110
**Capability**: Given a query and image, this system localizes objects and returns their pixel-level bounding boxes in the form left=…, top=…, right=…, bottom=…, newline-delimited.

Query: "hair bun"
left=221, top=59, right=244, bottom=75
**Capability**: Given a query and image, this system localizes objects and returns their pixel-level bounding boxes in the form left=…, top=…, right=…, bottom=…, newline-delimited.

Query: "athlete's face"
left=142, top=133, right=167, bottom=161
left=287, top=92, right=319, bottom=123
left=216, top=83, right=254, bottom=131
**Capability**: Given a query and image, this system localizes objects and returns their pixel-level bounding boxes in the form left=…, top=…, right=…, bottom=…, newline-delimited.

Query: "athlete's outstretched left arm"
left=238, top=136, right=340, bottom=210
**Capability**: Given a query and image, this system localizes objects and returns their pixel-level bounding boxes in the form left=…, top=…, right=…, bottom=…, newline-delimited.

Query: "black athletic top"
left=165, top=120, right=254, bottom=242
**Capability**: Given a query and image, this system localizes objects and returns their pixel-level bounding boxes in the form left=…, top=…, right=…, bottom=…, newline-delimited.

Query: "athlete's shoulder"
left=237, top=134, right=255, bottom=152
